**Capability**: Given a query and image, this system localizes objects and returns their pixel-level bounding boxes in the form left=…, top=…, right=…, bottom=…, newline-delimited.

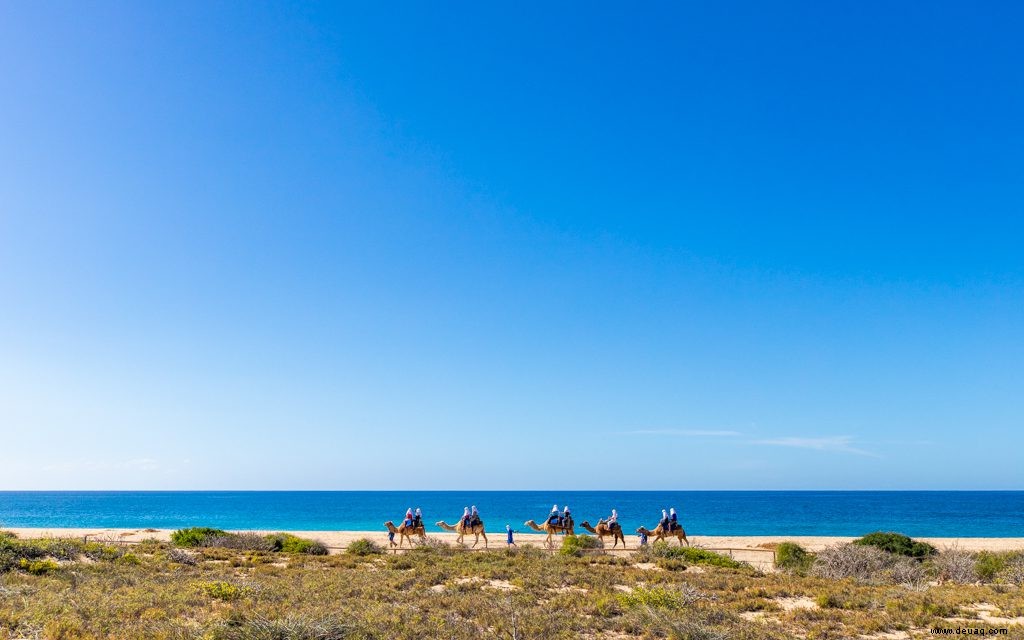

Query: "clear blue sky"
left=1, top=2, right=1021, bottom=490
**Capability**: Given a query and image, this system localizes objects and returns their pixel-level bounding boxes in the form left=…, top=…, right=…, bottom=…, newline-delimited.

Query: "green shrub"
left=647, top=542, right=746, bottom=569
left=265, top=533, right=328, bottom=555
left=618, top=586, right=690, bottom=610
left=201, top=581, right=242, bottom=601
left=346, top=538, right=383, bottom=556
left=974, top=551, right=1021, bottom=581
left=852, top=532, right=935, bottom=558
left=776, top=541, right=813, bottom=573
left=560, top=534, right=601, bottom=557
left=22, top=558, right=59, bottom=575
left=170, top=527, right=227, bottom=548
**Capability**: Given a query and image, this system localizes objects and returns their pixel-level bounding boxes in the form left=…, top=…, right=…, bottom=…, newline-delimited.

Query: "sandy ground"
left=8, top=527, right=1024, bottom=573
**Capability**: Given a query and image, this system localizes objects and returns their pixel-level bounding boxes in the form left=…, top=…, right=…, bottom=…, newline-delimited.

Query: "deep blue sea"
left=1, top=492, right=1022, bottom=537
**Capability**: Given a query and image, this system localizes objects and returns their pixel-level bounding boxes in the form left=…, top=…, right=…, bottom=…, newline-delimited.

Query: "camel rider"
left=414, top=508, right=423, bottom=529
left=562, top=505, right=571, bottom=525
left=461, top=506, right=472, bottom=528
left=606, top=509, right=619, bottom=529
left=548, top=504, right=561, bottom=526
left=403, top=508, right=414, bottom=528
left=470, top=505, right=481, bottom=527
left=669, top=507, right=678, bottom=531
left=659, top=509, right=670, bottom=531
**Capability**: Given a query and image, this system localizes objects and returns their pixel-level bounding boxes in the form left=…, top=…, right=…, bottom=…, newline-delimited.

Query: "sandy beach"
left=11, top=527, right=1024, bottom=552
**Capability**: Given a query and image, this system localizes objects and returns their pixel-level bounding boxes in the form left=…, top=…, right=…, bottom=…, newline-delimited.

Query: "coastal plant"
left=775, top=542, right=813, bottom=573
left=346, top=538, right=384, bottom=556
left=166, top=548, right=199, bottom=565
left=999, top=554, right=1024, bottom=586
left=265, top=533, right=328, bottom=555
left=560, top=534, right=602, bottom=557
left=932, top=548, right=978, bottom=584
left=170, top=527, right=228, bottom=547
left=646, top=542, right=748, bottom=570
left=201, top=580, right=244, bottom=601
left=852, top=532, right=936, bottom=558
left=205, top=614, right=356, bottom=640
left=812, top=543, right=891, bottom=582
left=882, top=556, right=927, bottom=587
left=21, top=558, right=59, bottom=575
left=618, top=585, right=694, bottom=610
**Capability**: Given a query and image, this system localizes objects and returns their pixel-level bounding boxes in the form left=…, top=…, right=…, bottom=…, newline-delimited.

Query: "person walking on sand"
left=638, top=529, right=648, bottom=546
left=506, top=524, right=516, bottom=547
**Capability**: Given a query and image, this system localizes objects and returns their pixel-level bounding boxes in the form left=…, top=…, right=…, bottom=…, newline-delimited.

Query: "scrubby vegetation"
left=559, top=534, right=602, bottom=556
left=169, top=528, right=327, bottom=555
left=0, top=534, right=1021, bottom=639
left=633, top=540, right=751, bottom=570
left=345, top=538, right=383, bottom=557
left=852, top=531, right=937, bottom=558
left=775, top=541, right=813, bottom=573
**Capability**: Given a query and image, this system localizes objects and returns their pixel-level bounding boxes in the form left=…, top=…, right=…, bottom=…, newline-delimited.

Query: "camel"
left=435, top=519, right=488, bottom=547
left=579, top=520, right=626, bottom=548
left=383, top=520, right=426, bottom=548
left=636, top=522, right=689, bottom=546
left=523, top=515, right=575, bottom=547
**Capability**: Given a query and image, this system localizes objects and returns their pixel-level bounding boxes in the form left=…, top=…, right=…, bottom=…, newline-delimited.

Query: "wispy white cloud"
left=622, top=429, right=741, bottom=437
left=749, top=435, right=879, bottom=457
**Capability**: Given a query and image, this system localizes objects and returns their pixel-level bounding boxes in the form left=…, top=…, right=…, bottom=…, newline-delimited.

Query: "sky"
left=1, top=1, right=1022, bottom=490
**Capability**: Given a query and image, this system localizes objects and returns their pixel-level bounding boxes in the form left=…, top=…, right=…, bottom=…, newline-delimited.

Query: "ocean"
left=1, top=491, right=1022, bottom=537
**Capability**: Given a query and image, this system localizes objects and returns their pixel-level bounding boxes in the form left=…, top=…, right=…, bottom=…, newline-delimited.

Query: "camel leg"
left=482, top=532, right=487, bottom=548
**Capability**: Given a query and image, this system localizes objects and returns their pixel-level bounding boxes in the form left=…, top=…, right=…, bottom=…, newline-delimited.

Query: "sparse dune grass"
left=0, top=536, right=1021, bottom=639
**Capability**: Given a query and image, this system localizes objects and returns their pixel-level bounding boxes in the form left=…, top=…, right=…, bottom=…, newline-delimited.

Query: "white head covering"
left=662, top=509, right=667, bottom=517
left=472, top=505, right=478, bottom=513
left=406, top=507, right=413, bottom=516
left=552, top=504, right=559, bottom=512
left=611, top=509, right=618, bottom=517
left=416, top=508, right=422, bottom=515
left=463, top=506, right=470, bottom=516
left=563, top=505, right=570, bottom=512
left=670, top=507, right=676, bottom=515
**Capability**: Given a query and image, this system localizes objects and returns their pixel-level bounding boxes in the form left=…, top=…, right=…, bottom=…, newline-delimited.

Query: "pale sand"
left=8, top=528, right=1024, bottom=553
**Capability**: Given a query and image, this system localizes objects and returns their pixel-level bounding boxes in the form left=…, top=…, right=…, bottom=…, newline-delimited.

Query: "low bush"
left=1000, top=555, right=1024, bottom=586
left=932, top=548, right=978, bottom=584
left=775, top=542, right=813, bottom=573
left=852, top=532, right=936, bottom=558
left=21, top=559, right=59, bottom=575
left=346, top=538, right=383, bottom=556
left=200, top=580, right=243, bottom=601
left=166, top=548, right=198, bottom=565
left=170, top=527, right=228, bottom=548
left=644, top=542, right=747, bottom=569
left=812, top=544, right=892, bottom=582
left=266, top=533, right=328, bottom=555
left=560, top=534, right=602, bottom=557
left=206, top=532, right=276, bottom=551
left=618, top=585, right=693, bottom=610
left=975, top=551, right=1007, bottom=581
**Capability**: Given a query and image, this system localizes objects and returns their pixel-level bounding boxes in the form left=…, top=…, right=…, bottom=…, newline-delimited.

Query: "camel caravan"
left=383, top=504, right=689, bottom=549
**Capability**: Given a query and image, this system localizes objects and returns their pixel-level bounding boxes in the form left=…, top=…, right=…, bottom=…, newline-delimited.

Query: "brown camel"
left=383, top=520, right=426, bottom=548
left=435, top=520, right=488, bottom=547
left=579, top=520, right=626, bottom=548
left=636, top=523, right=689, bottom=546
left=523, top=515, right=575, bottom=547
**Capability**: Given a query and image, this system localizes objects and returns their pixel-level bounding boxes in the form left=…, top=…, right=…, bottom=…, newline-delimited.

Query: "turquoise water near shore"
left=1, top=491, right=1022, bottom=537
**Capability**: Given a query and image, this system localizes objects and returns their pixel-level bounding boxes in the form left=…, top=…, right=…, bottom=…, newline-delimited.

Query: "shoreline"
left=7, top=528, right=1024, bottom=553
